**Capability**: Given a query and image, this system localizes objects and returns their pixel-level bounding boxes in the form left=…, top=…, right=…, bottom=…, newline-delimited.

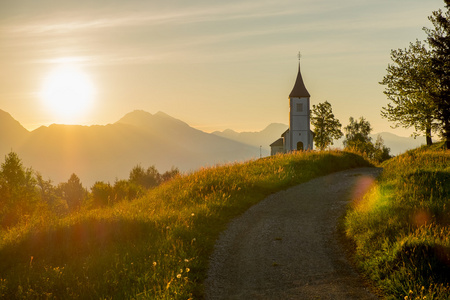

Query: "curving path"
left=204, top=167, right=381, bottom=300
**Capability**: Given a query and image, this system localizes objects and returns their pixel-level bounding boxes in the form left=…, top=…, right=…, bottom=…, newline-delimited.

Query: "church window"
left=296, top=103, right=303, bottom=112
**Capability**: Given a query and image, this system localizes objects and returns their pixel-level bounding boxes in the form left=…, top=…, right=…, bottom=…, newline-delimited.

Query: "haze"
left=1, top=0, right=445, bottom=135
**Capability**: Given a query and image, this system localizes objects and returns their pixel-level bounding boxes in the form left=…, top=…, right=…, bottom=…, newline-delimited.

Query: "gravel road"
left=204, top=167, right=382, bottom=300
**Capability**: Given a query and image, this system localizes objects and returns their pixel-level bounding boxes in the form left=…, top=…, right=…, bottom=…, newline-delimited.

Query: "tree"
left=113, top=179, right=141, bottom=201
left=343, top=117, right=372, bottom=148
left=310, top=101, right=343, bottom=150
left=425, top=0, right=450, bottom=149
left=129, top=165, right=161, bottom=189
left=58, top=173, right=86, bottom=211
left=380, top=40, right=440, bottom=145
left=343, top=117, right=391, bottom=162
left=0, top=152, right=36, bottom=204
left=91, top=181, right=113, bottom=206
left=373, top=136, right=392, bottom=163
left=36, top=172, right=68, bottom=215
left=161, top=167, right=180, bottom=182
left=0, top=152, right=38, bottom=227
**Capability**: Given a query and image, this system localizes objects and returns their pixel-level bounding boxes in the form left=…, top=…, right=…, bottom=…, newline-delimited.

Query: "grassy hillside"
left=0, top=151, right=371, bottom=299
left=345, top=143, right=450, bottom=299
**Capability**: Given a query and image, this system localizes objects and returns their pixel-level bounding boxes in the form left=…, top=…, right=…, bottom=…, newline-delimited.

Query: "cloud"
left=0, top=0, right=439, bottom=68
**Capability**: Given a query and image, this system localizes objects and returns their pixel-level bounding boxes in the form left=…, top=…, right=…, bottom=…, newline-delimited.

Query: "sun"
left=40, top=63, right=95, bottom=123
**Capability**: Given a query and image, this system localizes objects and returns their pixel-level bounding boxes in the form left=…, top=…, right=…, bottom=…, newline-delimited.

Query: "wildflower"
left=153, top=261, right=157, bottom=267
left=176, top=274, right=182, bottom=279
left=191, top=213, right=195, bottom=217
left=186, top=268, right=190, bottom=273
left=180, top=269, right=183, bottom=273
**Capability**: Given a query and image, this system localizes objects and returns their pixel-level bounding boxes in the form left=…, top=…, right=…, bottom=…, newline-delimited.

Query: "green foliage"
left=0, top=152, right=38, bottom=227
left=344, top=117, right=391, bottom=163
left=425, top=1, right=450, bottom=149
left=0, top=150, right=372, bottom=299
left=57, top=173, right=86, bottom=211
left=129, top=164, right=161, bottom=189
left=380, top=40, right=440, bottom=145
left=345, top=143, right=450, bottom=299
left=310, top=101, right=343, bottom=150
left=91, top=181, right=113, bottom=207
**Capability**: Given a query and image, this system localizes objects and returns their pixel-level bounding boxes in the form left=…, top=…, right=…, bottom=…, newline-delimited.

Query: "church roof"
left=289, top=63, right=310, bottom=98
left=270, top=138, right=284, bottom=147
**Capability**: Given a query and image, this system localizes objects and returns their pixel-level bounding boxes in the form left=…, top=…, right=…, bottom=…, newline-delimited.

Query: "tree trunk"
left=444, top=119, right=450, bottom=150
left=425, top=126, right=433, bottom=146
left=446, top=124, right=450, bottom=150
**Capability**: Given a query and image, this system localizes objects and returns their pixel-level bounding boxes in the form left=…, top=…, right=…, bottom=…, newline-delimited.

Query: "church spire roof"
left=289, top=62, right=310, bottom=98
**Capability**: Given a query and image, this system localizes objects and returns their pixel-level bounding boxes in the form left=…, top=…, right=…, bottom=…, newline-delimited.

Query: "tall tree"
left=425, top=0, right=450, bottom=149
left=310, top=101, right=343, bottom=150
left=380, top=40, right=440, bottom=145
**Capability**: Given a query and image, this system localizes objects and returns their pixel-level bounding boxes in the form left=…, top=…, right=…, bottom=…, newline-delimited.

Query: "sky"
left=1, top=0, right=447, bottom=136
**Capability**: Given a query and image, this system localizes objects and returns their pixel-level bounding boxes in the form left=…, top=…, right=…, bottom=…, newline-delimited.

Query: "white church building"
left=270, top=61, right=313, bottom=155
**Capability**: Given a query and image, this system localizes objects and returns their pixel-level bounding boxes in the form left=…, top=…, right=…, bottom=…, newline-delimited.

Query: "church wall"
left=285, top=132, right=291, bottom=152
left=289, top=97, right=312, bottom=151
left=290, top=131, right=311, bottom=151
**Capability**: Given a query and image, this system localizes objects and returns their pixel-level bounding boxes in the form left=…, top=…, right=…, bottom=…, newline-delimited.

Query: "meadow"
left=345, top=142, right=450, bottom=299
left=0, top=150, right=371, bottom=299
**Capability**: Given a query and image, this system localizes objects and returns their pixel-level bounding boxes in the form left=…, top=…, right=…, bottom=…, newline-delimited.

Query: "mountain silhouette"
left=0, top=110, right=427, bottom=187
left=0, top=109, right=29, bottom=155
left=212, top=123, right=289, bottom=155
left=0, top=110, right=259, bottom=187
left=214, top=122, right=426, bottom=156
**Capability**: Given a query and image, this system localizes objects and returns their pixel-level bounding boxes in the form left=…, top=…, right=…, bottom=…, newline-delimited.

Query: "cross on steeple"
left=297, top=51, right=302, bottom=61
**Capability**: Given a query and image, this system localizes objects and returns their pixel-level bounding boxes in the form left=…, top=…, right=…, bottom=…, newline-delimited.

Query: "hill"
left=0, top=150, right=372, bottom=299
left=214, top=123, right=426, bottom=155
left=212, top=123, right=288, bottom=155
left=0, top=109, right=29, bottom=155
left=345, top=142, right=450, bottom=298
left=0, top=110, right=260, bottom=186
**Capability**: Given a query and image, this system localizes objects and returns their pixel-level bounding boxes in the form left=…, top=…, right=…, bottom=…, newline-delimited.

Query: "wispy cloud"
left=2, top=1, right=307, bottom=36
left=0, top=0, right=438, bottom=68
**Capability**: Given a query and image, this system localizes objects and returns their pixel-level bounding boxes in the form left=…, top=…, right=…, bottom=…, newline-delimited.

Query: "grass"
left=0, top=150, right=371, bottom=299
left=344, top=142, right=450, bottom=299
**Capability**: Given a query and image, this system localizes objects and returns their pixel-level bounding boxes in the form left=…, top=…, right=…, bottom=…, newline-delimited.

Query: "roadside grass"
left=0, top=150, right=371, bottom=299
left=345, top=142, right=450, bottom=299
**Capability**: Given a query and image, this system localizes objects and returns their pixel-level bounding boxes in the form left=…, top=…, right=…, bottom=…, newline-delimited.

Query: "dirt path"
left=204, top=167, right=381, bottom=300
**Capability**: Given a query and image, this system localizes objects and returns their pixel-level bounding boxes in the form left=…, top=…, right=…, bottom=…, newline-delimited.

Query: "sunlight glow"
left=40, top=63, right=95, bottom=123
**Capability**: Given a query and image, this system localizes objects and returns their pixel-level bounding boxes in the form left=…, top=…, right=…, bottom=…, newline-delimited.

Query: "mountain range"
left=213, top=124, right=426, bottom=156
left=0, top=109, right=426, bottom=187
left=0, top=110, right=259, bottom=186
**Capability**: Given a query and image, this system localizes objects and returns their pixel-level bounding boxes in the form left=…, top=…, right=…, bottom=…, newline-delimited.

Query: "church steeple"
left=289, top=62, right=310, bottom=98
left=269, top=54, right=314, bottom=155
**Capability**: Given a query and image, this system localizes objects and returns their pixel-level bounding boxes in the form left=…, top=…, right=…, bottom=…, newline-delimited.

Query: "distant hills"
left=0, top=109, right=426, bottom=187
left=212, top=124, right=426, bottom=155
left=212, top=123, right=288, bottom=155
left=0, top=110, right=259, bottom=186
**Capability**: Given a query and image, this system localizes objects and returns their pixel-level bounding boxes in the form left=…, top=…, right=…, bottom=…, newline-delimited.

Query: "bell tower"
left=288, top=53, right=313, bottom=151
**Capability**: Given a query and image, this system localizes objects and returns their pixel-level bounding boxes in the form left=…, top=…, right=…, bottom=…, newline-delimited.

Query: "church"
left=270, top=61, right=314, bottom=155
